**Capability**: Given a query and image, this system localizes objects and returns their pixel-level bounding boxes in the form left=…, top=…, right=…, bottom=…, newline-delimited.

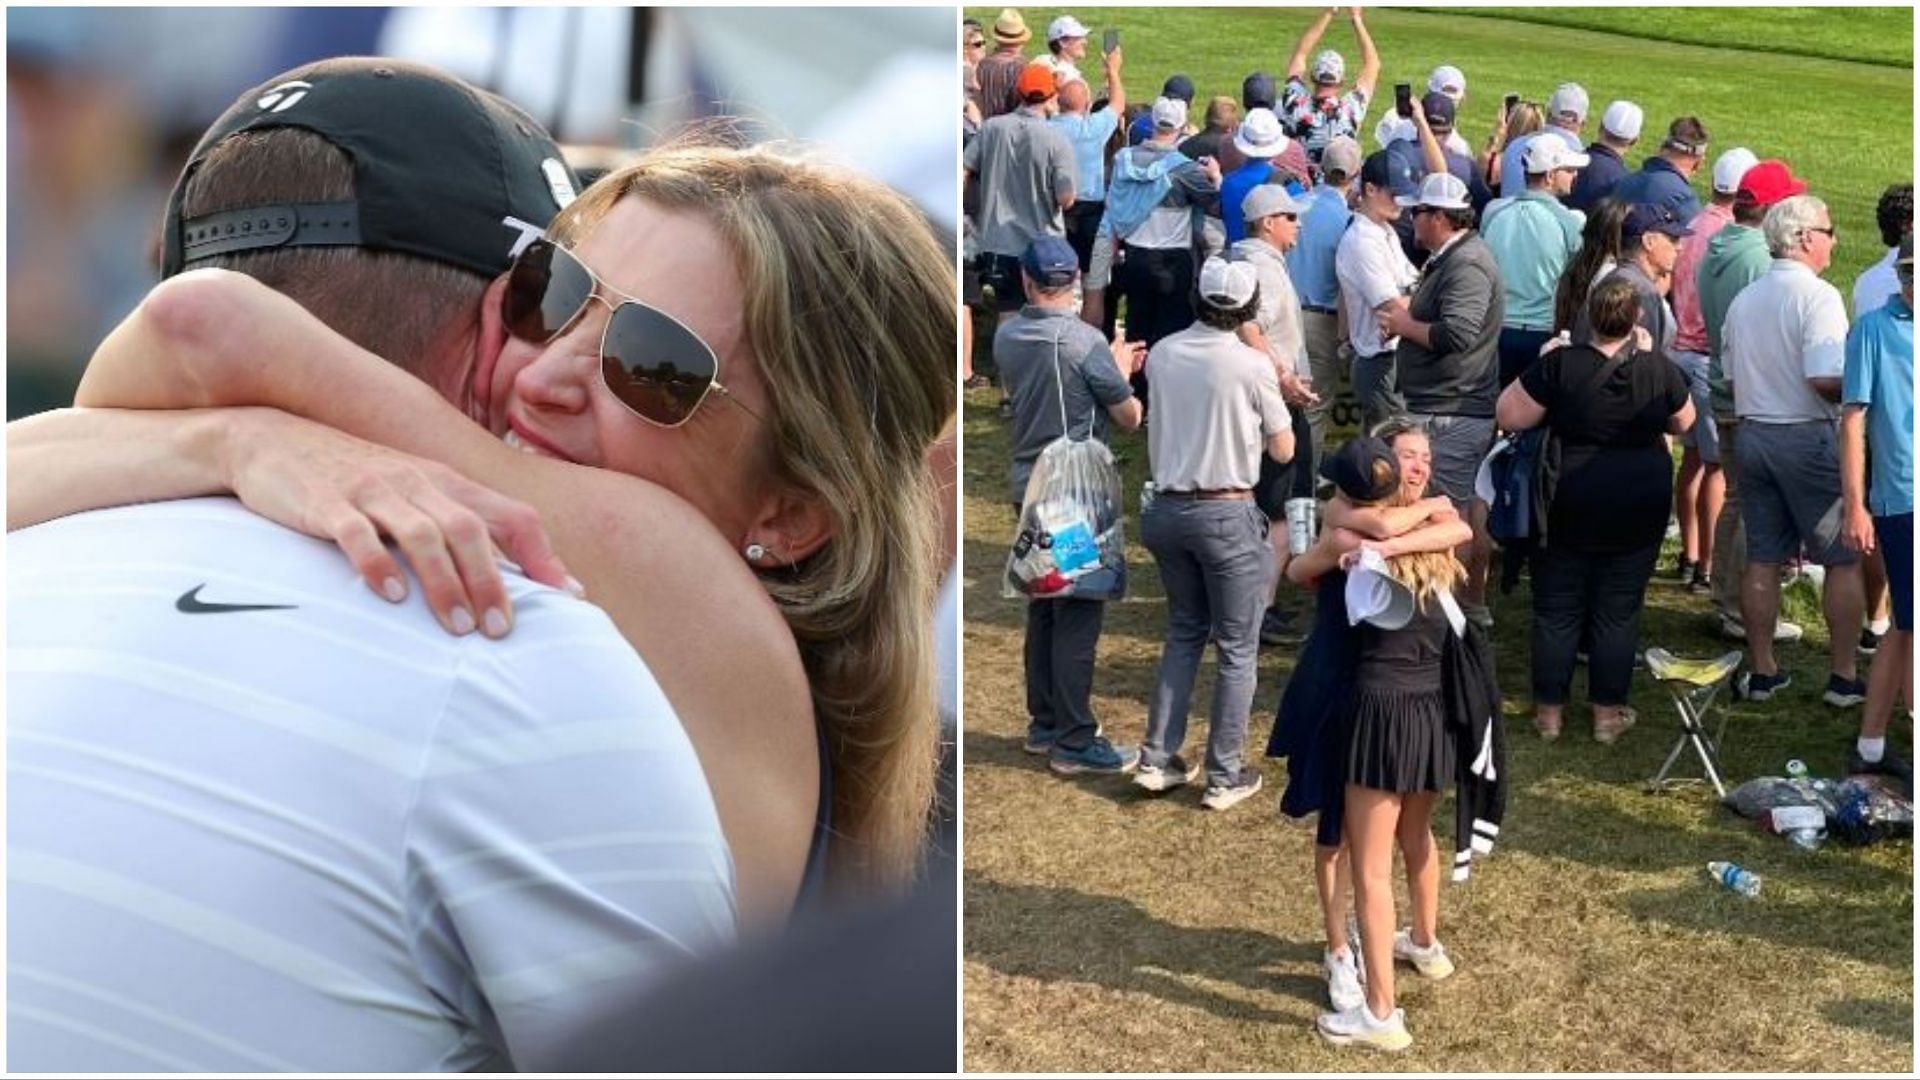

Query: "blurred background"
left=6, top=5, right=956, bottom=420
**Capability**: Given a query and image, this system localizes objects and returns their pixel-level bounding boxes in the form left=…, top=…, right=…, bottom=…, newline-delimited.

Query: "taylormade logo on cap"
left=256, top=80, right=312, bottom=113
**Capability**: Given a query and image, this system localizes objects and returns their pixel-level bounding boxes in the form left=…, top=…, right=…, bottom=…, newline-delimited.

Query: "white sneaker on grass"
left=1392, top=928, right=1455, bottom=979
left=1132, top=755, right=1201, bottom=793
left=1325, top=948, right=1364, bottom=1012
left=1315, top=1002, right=1412, bottom=1051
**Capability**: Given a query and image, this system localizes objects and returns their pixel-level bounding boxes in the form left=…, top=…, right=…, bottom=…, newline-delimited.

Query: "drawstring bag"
left=1002, top=327, right=1128, bottom=601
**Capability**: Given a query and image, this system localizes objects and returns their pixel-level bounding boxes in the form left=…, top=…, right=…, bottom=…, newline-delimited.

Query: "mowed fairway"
left=962, top=8, right=1913, bottom=1072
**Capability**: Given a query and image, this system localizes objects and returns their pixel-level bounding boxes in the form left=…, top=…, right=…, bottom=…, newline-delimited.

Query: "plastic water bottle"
left=1785, top=759, right=1808, bottom=780
left=1707, top=860, right=1762, bottom=897
left=1140, top=480, right=1158, bottom=515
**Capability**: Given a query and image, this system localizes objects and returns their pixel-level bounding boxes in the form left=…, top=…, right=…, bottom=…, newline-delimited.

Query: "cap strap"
left=179, top=201, right=362, bottom=262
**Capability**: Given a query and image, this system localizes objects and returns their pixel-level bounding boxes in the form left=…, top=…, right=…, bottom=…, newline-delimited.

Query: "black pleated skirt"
left=1344, top=685, right=1454, bottom=794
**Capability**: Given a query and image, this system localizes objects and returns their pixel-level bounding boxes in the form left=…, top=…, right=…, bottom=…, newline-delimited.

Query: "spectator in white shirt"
left=1337, top=150, right=1419, bottom=430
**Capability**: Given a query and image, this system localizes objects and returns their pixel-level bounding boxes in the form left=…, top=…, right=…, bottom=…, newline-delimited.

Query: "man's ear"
left=748, top=488, right=835, bottom=568
left=465, top=273, right=514, bottom=430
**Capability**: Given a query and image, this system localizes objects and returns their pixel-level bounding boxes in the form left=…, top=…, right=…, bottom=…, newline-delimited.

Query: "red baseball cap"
left=1016, top=61, right=1057, bottom=102
left=1735, top=160, right=1808, bottom=207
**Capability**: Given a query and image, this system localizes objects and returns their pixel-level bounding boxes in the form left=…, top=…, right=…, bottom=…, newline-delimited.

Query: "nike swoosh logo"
left=175, top=585, right=298, bottom=614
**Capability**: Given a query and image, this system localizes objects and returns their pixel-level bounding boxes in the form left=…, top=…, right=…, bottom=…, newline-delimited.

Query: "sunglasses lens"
left=504, top=240, right=595, bottom=342
left=601, top=302, right=720, bottom=426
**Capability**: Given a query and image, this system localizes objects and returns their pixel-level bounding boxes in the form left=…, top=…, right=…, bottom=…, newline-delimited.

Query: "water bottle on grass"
left=1707, top=860, right=1761, bottom=897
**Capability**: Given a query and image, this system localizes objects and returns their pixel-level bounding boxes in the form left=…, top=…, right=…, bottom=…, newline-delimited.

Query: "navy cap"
left=1359, top=149, right=1399, bottom=193
left=1320, top=437, right=1401, bottom=503
left=1622, top=202, right=1694, bottom=241
left=162, top=57, right=578, bottom=279
left=1242, top=71, right=1278, bottom=111
left=1421, top=91, right=1456, bottom=131
left=1021, top=234, right=1080, bottom=287
left=1162, top=74, right=1196, bottom=104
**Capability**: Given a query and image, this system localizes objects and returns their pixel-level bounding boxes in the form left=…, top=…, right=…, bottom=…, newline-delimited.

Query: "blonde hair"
left=551, top=142, right=956, bottom=896
left=1382, top=487, right=1466, bottom=610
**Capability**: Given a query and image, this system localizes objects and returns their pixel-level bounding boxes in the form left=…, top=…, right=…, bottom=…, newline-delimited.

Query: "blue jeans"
left=1140, top=498, right=1275, bottom=788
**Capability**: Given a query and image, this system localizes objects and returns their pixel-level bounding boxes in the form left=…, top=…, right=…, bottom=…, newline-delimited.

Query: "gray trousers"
left=1710, top=419, right=1747, bottom=620
left=1140, top=498, right=1275, bottom=788
left=1300, top=310, right=1349, bottom=466
left=1352, top=349, right=1404, bottom=434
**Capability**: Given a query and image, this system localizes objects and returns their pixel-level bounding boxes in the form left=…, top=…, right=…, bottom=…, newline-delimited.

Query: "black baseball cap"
left=1320, top=437, right=1401, bottom=503
left=1242, top=71, right=1278, bottom=111
left=1359, top=149, right=1398, bottom=193
left=1162, top=74, right=1196, bottom=104
left=1421, top=91, right=1456, bottom=132
left=161, top=57, right=580, bottom=279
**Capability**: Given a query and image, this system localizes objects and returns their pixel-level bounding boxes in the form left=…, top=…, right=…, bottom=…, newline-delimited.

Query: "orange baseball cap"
left=1017, top=61, right=1057, bottom=102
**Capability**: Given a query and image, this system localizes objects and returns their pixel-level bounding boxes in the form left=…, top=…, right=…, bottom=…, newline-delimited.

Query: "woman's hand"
left=222, top=410, right=580, bottom=637
left=1337, top=539, right=1384, bottom=571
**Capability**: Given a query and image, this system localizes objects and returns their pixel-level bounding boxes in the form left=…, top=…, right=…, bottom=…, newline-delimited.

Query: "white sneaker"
left=1132, top=755, right=1201, bottom=793
left=1719, top=613, right=1805, bottom=643
left=1315, top=1002, right=1412, bottom=1052
left=1392, top=928, right=1455, bottom=979
left=1325, top=948, right=1364, bottom=1012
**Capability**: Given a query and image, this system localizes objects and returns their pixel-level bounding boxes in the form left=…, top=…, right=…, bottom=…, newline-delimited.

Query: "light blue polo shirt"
left=1285, top=183, right=1352, bottom=309
left=1050, top=107, right=1121, bottom=202
left=1842, top=294, right=1914, bottom=516
left=1481, top=190, right=1585, bottom=330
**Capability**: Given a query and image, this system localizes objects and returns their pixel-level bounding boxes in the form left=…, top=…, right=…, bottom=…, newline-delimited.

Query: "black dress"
left=1345, top=601, right=1456, bottom=794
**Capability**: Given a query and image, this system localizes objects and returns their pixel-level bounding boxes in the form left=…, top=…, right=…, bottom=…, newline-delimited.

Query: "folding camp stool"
left=1643, top=647, right=1744, bottom=798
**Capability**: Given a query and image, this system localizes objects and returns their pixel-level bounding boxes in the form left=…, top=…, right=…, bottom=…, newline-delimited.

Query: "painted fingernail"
left=483, top=608, right=509, bottom=638
left=450, top=606, right=476, bottom=635
left=383, top=577, right=406, bottom=603
left=564, top=575, right=587, bottom=598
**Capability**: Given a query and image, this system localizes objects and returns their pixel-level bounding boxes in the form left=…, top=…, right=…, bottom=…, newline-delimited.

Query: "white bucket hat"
left=1232, top=107, right=1289, bottom=159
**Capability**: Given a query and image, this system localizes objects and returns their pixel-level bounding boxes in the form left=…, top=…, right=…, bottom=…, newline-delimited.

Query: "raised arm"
left=1349, top=7, right=1381, bottom=100
left=1103, top=45, right=1126, bottom=115
left=1286, top=9, right=1337, bottom=82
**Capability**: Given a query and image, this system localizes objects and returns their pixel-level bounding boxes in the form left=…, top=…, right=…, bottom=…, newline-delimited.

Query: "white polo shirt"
left=1853, top=246, right=1901, bottom=318
left=1336, top=212, right=1418, bottom=357
left=1146, top=324, right=1291, bottom=491
left=8, top=498, right=735, bottom=1072
left=1723, top=259, right=1850, bottom=424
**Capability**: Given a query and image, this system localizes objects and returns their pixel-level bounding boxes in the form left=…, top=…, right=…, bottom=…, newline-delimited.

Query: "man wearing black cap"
left=996, top=235, right=1145, bottom=775
left=7, top=58, right=774, bottom=1072
left=1574, top=203, right=1692, bottom=349
left=1128, top=73, right=1197, bottom=145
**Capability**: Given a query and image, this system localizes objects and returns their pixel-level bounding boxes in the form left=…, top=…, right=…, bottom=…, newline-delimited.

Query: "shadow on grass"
left=964, top=874, right=1326, bottom=1020
left=1819, top=996, right=1914, bottom=1044
left=1618, top=882, right=1913, bottom=973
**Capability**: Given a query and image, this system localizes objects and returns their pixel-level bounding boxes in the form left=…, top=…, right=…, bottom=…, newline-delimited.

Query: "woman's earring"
left=744, top=542, right=768, bottom=563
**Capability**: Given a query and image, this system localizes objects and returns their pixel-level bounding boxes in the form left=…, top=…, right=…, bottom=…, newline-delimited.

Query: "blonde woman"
left=9, top=142, right=954, bottom=914
left=1281, top=433, right=1470, bottom=1052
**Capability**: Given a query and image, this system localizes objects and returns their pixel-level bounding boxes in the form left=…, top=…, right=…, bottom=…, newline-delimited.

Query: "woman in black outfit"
left=1496, top=277, right=1695, bottom=742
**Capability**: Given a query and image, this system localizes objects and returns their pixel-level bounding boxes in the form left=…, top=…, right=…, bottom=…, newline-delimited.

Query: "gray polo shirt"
left=1395, top=230, right=1504, bottom=417
left=964, top=106, right=1077, bottom=259
left=1573, top=260, right=1675, bottom=352
left=1145, top=323, right=1290, bottom=491
left=997, top=305, right=1135, bottom=503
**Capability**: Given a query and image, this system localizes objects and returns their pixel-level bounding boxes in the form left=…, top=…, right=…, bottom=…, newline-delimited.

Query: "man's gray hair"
left=1763, top=194, right=1829, bottom=257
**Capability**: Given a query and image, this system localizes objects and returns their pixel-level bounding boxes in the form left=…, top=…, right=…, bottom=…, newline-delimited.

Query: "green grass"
left=962, top=387, right=1913, bottom=1071
left=969, top=6, right=1913, bottom=289
left=1437, top=6, right=1914, bottom=68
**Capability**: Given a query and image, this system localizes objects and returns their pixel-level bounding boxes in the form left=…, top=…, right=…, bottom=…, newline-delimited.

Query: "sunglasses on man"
left=502, top=238, right=761, bottom=429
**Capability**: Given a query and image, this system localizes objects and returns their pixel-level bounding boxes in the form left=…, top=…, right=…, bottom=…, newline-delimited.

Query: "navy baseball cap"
left=1421, top=91, right=1456, bottom=131
left=1622, top=202, right=1694, bottom=240
left=1320, top=437, right=1401, bottom=503
left=1242, top=71, right=1278, bottom=111
left=1021, top=235, right=1080, bottom=287
left=161, top=57, right=579, bottom=279
left=1162, top=74, right=1196, bottom=104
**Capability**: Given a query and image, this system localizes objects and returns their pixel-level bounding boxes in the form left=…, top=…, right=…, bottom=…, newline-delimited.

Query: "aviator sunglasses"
left=502, top=237, right=761, bottom=428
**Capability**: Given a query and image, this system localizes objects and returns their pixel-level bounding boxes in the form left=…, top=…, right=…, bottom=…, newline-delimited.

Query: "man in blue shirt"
left=1050, top=47, right=1126, bottom=279
left=1287, top=136, right=1360, bottom=470
left=1566, top=100, right=1640, bottom=214
left=1220, top=107, right=1290, bottom=243
left=1481, top=137, right=1588, bottom=384
left=1500, top=83, right=1587, bottom=198
left=1840, top=235, right=1914, bottom=781
left=1610, top=115, right=1709, bottom=223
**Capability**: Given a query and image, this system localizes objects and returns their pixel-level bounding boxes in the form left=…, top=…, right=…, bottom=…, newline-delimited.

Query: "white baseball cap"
left=1345, top=547, right=1417, bottom=631
left=1047, top=15, right=1089, bottom=42
left=1313, top=49, right=1345, bottom=84
left=1600, top=100, right=1643, bottom=141
left=1242, top=182, right=1308, bottom=224
left=1232, top=107, right=1290, bottom=159
left=1198, top=256, right=1258, bottom=307
left=1548, top=82, right=1589, bottom=122
left=1523, top=137, right=1591, bottom=175
left=1712, top=146, right=1760, bottom=195
left=1151, top=95, right=1188, bottom=132
left=1428, top=65, right=1466, bottom=101
left=1396, top=171, right=1472, bottom=210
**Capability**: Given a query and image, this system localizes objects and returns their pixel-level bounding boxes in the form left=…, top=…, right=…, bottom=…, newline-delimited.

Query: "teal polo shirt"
left=1843, top=294, right=1914, bottom=516
left=1480, top=190, right=1583, bottom=330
